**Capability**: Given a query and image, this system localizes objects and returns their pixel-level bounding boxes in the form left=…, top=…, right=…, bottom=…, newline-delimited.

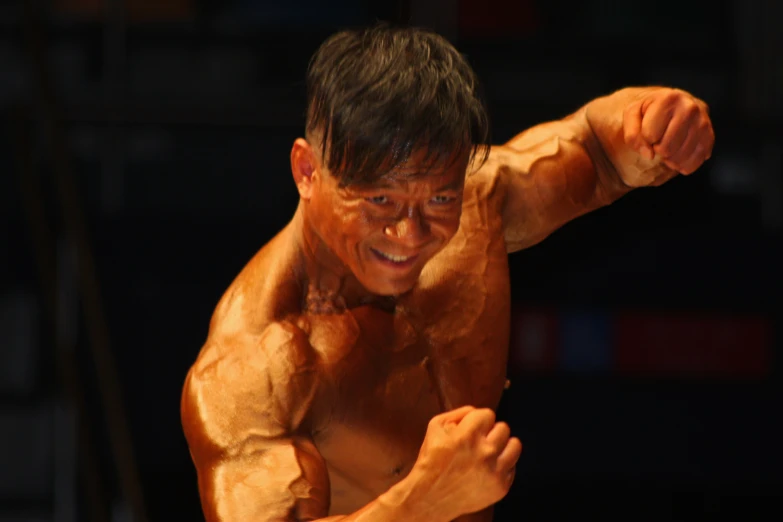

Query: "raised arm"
left=490, top=87, right=714, bottom=252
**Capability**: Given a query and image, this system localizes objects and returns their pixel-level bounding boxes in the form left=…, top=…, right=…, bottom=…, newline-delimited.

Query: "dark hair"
left=305, top=23, right=490, bottom=186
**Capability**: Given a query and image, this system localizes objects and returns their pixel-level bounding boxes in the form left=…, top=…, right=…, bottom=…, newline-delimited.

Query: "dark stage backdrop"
left=1, top=1, right=780, bottom=521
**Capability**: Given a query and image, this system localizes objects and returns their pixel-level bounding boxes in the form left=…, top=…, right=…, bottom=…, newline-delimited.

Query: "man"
left=181, top=24, right=714, bottom=522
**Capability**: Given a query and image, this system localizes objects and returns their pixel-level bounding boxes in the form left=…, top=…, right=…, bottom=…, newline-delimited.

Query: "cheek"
left=429, top=210, right=462, bottom=239
left=321, top=201, right=377, bottom=251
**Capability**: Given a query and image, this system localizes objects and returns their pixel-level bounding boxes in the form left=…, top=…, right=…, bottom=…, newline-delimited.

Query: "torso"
left=303, top=172, right=511, bottom=517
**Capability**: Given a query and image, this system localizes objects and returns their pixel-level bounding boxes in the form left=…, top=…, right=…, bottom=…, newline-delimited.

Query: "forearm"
left=499, top=109, right=632, bottom=252
left=314, top=471, right=452, bottom=522
left=584, top=86, right=677, bottom=189
left=499, top=86, right=683, bottom=251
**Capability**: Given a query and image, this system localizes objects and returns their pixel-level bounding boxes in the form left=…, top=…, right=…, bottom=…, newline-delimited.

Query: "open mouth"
left=370, top=248, right=418, bottom=268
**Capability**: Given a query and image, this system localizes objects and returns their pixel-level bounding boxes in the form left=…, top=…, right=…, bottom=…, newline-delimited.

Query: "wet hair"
left=305, top=23, right=490, bottom=186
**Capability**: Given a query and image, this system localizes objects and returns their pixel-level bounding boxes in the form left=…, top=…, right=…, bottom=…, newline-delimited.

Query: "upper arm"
left=181, top=322, right=329, bottom=522
left=487, top=108, right=624, bottom=253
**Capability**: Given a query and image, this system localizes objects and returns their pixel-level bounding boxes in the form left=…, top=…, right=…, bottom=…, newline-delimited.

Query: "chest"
left=306, top=230, right=511, bottom=512
left=311, top=225, right=511, bottom=416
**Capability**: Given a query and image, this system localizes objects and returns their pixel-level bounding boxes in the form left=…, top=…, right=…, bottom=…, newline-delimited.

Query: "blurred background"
left=1, top=0, right=781, bottom=521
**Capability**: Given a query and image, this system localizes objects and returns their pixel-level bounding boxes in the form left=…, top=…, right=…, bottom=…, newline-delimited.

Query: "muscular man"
left=181, top=25, right=714, bottom=522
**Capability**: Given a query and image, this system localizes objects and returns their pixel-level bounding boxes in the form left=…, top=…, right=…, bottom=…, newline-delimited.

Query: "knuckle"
left=478, top=442, right=496, bottom=460
left=686, top=101, right=701, bottom=116
left=479, top=408, right=496, bottom=421
left=623, top=103, right=637, bottom=120
left=494, top=422, right=511, bottom=439
left=663, top=89, right=680, bottom=103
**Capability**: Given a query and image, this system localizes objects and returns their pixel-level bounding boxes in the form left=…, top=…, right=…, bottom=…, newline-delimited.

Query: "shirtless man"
left=181, top=25, right=714, bottom=522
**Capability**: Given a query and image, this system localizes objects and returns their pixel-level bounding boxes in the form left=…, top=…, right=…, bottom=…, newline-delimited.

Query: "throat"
left=303, top=283, right=398, bottom=315
left=304, top=286, right=347, bottom=314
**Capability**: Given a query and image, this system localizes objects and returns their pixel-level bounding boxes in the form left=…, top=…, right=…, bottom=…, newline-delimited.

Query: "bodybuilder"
left=181, top=24, right=715, bottom=522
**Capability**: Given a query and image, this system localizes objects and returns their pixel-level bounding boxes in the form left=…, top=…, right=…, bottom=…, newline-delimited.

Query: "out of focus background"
left=1, top=0, right=781, bottom=521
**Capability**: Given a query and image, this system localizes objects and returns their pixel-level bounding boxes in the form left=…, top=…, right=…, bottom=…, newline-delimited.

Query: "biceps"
left=501, top=136, right=599, bottom=252
left=199, top=437, right=330, bottom=522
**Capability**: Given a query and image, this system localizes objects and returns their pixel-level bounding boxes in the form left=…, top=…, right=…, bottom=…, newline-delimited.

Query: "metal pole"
left=102, top=0, right=127, bottom=215
left=21, top=2, right=149, bottom=521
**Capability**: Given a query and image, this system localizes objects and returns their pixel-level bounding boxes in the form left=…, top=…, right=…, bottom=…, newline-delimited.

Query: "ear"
left=291, top=138, right=319, bottom=200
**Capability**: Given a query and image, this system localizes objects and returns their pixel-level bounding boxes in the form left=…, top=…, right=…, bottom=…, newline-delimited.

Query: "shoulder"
left=208, top=223, right=305, bottom=333
left=181, top=320, right=320, bottom=458
left=460, top=145, right=516, bottom=222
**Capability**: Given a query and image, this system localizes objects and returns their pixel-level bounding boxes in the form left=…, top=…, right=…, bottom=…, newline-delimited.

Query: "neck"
left=291, top=203, right=395, bottom=313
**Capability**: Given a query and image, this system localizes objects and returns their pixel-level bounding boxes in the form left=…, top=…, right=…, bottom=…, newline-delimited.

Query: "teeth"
left=377, top=251, right=410, bottom=263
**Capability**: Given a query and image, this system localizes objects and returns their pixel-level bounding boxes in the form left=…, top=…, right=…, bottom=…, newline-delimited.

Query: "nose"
left=384, top=207, right=431, bottom=249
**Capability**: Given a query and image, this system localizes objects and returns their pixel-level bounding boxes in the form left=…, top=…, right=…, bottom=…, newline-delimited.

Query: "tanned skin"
left=181, top=87, right=714, bottom=522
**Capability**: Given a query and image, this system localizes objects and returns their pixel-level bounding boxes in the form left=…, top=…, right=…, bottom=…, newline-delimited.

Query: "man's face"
left=308, top=150, right=467, bottom=296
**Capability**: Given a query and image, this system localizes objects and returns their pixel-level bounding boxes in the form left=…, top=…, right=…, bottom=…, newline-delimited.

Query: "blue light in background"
left=558, top=310, right=612, bottom=374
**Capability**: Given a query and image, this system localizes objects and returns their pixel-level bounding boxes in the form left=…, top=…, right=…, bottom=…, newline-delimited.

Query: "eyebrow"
left=361, top=177, right=463, bottom=192
left=435, top=179, right=463, bottom=192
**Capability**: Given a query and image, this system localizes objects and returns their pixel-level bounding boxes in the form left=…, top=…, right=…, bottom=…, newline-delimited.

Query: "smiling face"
left=292, top=139, right=467, bottom=296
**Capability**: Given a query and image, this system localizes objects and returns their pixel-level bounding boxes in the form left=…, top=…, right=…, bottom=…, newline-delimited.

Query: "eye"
left=430, top=195, right=455, bottom=204
left=366, top=195, right=389, bottom=205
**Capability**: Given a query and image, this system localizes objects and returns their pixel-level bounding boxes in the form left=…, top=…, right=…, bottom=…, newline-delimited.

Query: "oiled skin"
left=181, top=89, right=706, bottom=522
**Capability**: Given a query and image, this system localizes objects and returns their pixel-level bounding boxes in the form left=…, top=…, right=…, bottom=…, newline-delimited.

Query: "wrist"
left=584, top=88, right=673, bottom=192
left=377, top=468, right=455, bottom=522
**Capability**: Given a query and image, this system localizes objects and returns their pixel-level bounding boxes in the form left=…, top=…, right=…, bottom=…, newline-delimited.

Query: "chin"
left=360, top=274, right=418, bottom=297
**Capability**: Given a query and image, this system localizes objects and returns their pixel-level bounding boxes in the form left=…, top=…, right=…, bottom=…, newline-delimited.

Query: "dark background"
left=1, top=0, right=781, bottom=521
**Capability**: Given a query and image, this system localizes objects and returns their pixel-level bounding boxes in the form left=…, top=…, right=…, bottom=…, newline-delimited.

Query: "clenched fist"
left=623, top=87, right=715, bottom=177
left=408, top=406, right=522, bottom=521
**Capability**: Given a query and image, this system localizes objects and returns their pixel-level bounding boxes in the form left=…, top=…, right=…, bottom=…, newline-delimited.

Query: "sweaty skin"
left=181, top=87, right=714, bottom=522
